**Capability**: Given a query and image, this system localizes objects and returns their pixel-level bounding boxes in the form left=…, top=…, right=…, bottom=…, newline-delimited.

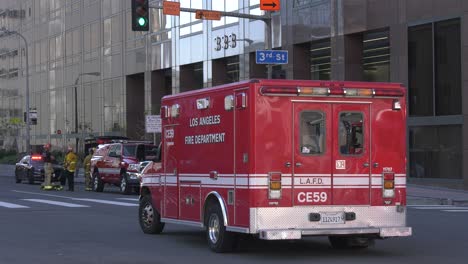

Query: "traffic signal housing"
left=131, top=0, right=149, bottom=31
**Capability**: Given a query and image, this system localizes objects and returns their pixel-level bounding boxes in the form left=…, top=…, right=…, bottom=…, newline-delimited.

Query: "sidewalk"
left=1, top=163, right=468, bottom=205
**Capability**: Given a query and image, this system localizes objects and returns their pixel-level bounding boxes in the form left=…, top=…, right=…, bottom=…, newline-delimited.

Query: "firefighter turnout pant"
left=85, top=172, right=92, bottom=190
left=42, top=162, right=53, bottom=187
left=62, top=170, right=75, bottom=191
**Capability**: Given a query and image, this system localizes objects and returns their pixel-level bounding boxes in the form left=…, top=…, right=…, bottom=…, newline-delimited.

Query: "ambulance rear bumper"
left=258, top=227, right=412, bottom=240
left=250, top=206, right=411, bottom=240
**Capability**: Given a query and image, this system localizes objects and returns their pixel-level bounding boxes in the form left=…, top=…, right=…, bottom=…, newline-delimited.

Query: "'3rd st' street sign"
left=255, top=50, right=288, bottom=64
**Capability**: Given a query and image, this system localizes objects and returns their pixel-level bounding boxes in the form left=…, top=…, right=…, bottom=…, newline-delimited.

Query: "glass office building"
left=0, top=0, right=466, bottom=187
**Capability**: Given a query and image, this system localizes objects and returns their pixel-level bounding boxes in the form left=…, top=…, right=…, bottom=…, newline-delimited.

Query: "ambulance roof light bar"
left=259, top=86, right=404, bottom=97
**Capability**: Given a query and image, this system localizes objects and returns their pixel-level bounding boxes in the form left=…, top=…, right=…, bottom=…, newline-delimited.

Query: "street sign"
left=260, top=0, right=280, bottom=11
left=146, top=115, right=162, bottom=133
left=256, top=50, right=288, bottom=64
left=163, top=1, right=180, bottom=16
left=195, top=10, right=222, bottom=20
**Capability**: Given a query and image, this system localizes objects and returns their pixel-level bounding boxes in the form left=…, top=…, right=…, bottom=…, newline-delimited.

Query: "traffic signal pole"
left=149, top=3, right=273, bottom=78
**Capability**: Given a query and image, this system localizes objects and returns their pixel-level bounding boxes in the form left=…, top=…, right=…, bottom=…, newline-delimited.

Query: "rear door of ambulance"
left=292, top=101, right=372, bottom=208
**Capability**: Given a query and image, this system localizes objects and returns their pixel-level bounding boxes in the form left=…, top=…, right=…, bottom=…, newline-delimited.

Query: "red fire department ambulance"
left=138, top=79, right=411, bottom=252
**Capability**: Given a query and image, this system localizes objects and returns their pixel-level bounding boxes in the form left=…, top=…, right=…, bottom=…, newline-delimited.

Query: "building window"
left=310, top=39, right=331, bottom=80
left=179, top=0, right=203, bottom=36
left=408, top=18, right=461, bottom=116
left=409, top=125, right=462, bottom=179
left=362, top=29, right=390, bottom=82
left=212, top=0, right=239, bottom=28
left=226, top=56, right=240, bottom=83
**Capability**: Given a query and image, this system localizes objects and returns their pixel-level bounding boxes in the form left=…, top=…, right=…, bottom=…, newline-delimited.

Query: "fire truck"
left=138, top=79, right=411, bottom=252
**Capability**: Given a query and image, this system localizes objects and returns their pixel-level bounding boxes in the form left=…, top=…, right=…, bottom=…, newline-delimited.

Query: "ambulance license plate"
left=320, top=212, right=345, bottom=224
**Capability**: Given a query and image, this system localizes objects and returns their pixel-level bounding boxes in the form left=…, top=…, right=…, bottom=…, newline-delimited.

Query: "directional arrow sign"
left=260, top=0, right=280, bottom=11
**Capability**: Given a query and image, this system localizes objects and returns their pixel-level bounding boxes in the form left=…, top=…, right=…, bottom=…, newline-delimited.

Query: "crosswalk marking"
left=73, top=198, right=138, bottom=207
left=116, top=198, right=140, bottom=202
left=23, top=199, right=90, bottom=208
left=0, top=201, right=29, bottom=209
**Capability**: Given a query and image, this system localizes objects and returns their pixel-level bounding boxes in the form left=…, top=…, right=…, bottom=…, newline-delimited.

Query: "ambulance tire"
left=139, top=195, right=164, bottom=234
left=92, top=171, right=104, bottom=192
left=329, top=236, right=373, bottom=249
left=120, top=173, right=130, bottom=195
left=205, top=203, right=236, bottom=253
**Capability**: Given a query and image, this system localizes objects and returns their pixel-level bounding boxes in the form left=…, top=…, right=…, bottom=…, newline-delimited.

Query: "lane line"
left=0, top=201, right=29, bottom=209
left=73, top=198, right=138, bottom=207
left=116, top=198, right=140, bottom=202
left=442, top=210, right=468, bottom=213
left=23, top=199, right=89, bottom=208
left=12, top=190, right=72, bottom=199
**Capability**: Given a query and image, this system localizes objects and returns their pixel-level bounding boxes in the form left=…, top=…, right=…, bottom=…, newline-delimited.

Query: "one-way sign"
left=256, top=50, right=288, bottom=64
left=260, top=0, right=280, bottom=11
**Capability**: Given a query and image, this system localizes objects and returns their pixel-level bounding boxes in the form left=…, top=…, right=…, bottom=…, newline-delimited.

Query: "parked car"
left=90, top=141, right=158, bottom=194
left=14, top=154, right=63, bottom=184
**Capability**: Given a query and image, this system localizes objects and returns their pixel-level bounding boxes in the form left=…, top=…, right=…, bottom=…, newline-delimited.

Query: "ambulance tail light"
left=383, top=172, right=395, bottom=198
left=268, top=172, right=282, bottom=199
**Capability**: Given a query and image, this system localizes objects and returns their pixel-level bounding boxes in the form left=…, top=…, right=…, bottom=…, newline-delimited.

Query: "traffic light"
left=131, top=0, right=149, bottom=31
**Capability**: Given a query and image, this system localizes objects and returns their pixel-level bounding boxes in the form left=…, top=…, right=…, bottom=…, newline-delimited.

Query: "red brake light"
left=374, top=88, right=404, bottom=97
left=329, top=87, right=345, bottom=95
left=383, top=172, right=395, bottom=181
left=260, top=86, right=299, bottom=96
left=31, top=156, right=42, bottom=161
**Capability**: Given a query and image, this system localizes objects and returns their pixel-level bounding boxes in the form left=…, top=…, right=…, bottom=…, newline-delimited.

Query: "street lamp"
left=0, top=28, right=30, bottom=154
left=74, top=72, right=100, bottom=153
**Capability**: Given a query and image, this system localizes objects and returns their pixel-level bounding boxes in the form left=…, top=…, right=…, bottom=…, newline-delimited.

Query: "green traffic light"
left=138, top=17, right=147, bottom=26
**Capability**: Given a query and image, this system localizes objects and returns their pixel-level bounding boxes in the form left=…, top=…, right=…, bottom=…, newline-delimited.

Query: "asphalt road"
left=1, top=176, right=468, bottom=264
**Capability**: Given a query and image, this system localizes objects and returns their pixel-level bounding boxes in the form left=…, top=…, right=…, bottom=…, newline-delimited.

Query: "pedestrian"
left=83, top=148, right=95, bottom=191
left=63, top=146, right=78, bottom=191
left=41, top=143, right=54, bottom=190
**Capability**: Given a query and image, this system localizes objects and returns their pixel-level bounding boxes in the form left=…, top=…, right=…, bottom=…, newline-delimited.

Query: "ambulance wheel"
left=139, top=195, right=164, bottom=234
left=120, top=173, right=130, bottom=195
left=92, top=171, right=104, bottom=192
left=329, top=236, right=373, bottom=249
left=205, top=203, right=236, bottom=253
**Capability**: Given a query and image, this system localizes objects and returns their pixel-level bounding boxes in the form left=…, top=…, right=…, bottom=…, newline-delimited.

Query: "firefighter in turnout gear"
left=41, top=143, right=55, bottom=190
left=62, top=146, right=78, bottom=191
left=83, top=148, right=94, bottom=191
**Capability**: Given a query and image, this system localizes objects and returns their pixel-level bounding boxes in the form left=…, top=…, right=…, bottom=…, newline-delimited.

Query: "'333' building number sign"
left=214, top=33, right=237, bottom=51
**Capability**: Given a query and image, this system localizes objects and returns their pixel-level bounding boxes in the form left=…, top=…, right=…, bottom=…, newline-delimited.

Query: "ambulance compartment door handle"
left=373, top=163, right=379, bottom=168
left=295, top=162, right=302, bottom=167
left=285, top=162, right=291, bottom=168
left=363, top=163, right=369, bottom=168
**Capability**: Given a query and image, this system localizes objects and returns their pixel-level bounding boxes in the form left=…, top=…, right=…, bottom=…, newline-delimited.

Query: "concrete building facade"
left=0, top=0, right=466, bottom=187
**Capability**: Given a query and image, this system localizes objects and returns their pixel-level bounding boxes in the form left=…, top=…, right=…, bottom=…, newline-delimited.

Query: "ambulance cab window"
left=339, top=112, right=364, bottom=155
left=300, top=111, right=325, bottom=155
